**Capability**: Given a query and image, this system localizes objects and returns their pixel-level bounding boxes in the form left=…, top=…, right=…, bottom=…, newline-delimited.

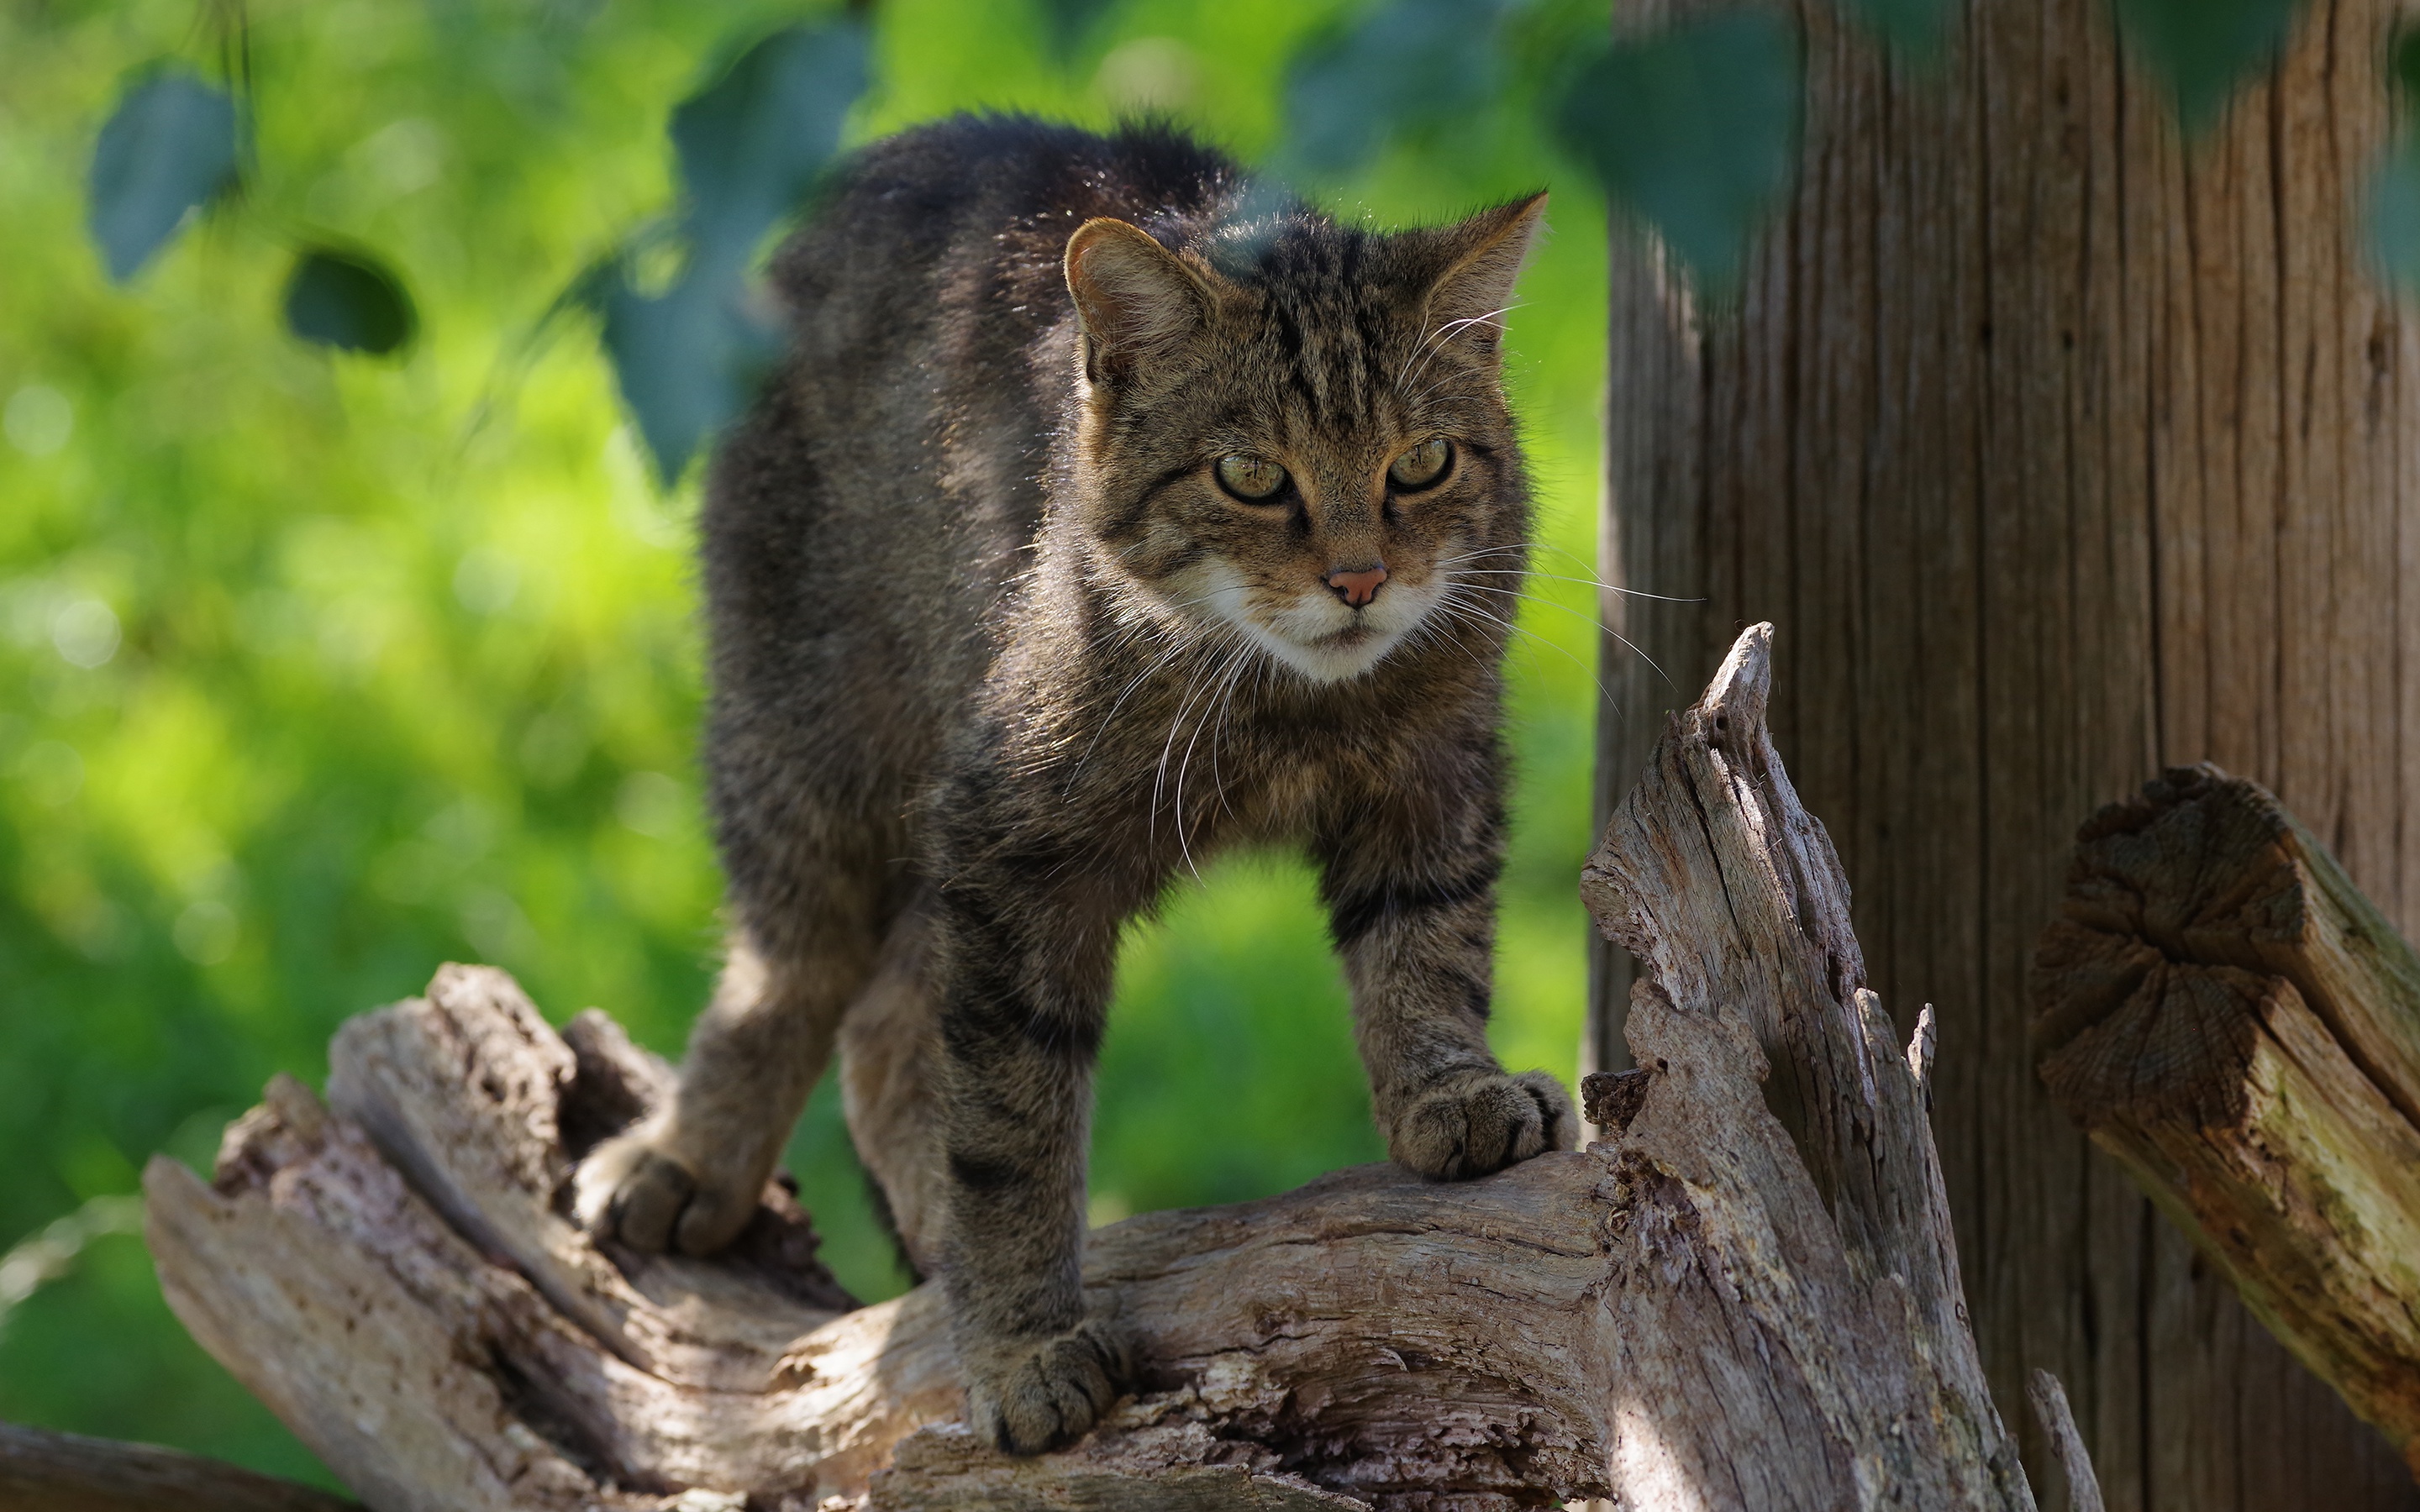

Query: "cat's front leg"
left=1318, top=775, right=1576, bottom=1179
left=930, top=842, right=1135, bottom=1453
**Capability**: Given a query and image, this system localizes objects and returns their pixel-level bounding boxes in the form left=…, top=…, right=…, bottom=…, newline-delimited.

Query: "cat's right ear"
left=1065, top=218, right=1213, bottom=386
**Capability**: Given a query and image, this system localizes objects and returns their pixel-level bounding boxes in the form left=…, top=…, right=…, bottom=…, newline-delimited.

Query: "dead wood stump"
left=141, top=624, right=2072, bottom=1510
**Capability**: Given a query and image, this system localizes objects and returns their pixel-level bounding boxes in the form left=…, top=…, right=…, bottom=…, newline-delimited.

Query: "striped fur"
left=572, top=116, right=1573, bottom=1454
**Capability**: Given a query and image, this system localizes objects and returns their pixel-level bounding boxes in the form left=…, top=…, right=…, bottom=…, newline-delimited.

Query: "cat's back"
left=698, top=117, right=1238, bottom=829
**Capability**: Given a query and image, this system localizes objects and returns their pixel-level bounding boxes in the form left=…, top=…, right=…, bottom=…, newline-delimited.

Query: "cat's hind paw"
left=571, top=1126, right=760, bottom=1257
left=1390, top=1068, right=1575, bottom=1180
left=963, top=1320, right=1133, bottom=1455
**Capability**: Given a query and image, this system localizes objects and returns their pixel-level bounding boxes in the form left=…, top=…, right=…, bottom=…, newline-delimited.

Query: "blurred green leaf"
left=282, top=249, right=416, bottom=355
left=671, top=20, right=871, bottom=285
left=1282, top=0, right=1518, bottom=176
left=86, top=69, right=239, bottom=283
left=600, top=18, right=871, bottom=481
left=597, top=268, right=778, bottom=487
left=1555, top=10, right=1801, bottom=291
left=2109, top=0, right=2302, bottom=132
left=1035, top=0, right=1121, bottom=59
left=2370, top=146, right=2420, bottom=290
left=1833, top=0, right=1955, bottom=54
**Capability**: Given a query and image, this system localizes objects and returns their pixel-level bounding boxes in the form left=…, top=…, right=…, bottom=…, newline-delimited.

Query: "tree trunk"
left=143, top=628, right=2073, bottom=1510
left=1594, top=1, right=2420, bottom=1507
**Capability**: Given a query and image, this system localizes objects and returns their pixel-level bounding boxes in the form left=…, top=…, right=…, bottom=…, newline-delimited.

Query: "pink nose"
left=1326, top=563, right=1388, bottom=608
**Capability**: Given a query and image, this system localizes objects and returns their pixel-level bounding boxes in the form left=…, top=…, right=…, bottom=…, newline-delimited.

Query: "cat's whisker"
left=1444, top=564, right=1704, bottom=606
left=1449, top=580, right=1676, bottom=692
left=1069, top=636, right=1199, bottom=790
left=1431, top=590, right=1622, bottom=709
left=1181, top=641, right=1260, bottom=869
left=1161, top=637, right=1253, bottom=878
left=1397, top=303, right=1519, bottom=399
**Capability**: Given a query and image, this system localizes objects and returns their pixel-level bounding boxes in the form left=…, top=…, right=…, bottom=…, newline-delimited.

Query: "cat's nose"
left=1326, top=562, right=1388, bottom=607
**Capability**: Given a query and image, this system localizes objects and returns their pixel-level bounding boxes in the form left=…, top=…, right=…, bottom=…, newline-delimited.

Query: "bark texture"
left=0, top=1422, right=360, bottom=1512
left=1594, top=0, right=2420, bottom=1505
left=2032, top=764, right=2420, bottom=1470
left=1578, top=622, right=2036, bottom=1508
left=143, top=627, right=2052, bottom=1510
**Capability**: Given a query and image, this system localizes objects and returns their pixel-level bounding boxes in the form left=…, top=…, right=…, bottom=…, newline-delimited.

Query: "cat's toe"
left=1392, top=1068, right=1576, bottom=1180
left=965, top=1320, right=1132, bottom=1455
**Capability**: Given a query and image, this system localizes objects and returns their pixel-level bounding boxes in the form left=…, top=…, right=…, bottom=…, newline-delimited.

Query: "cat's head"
left=1060, top=194, right=1543, bottom=684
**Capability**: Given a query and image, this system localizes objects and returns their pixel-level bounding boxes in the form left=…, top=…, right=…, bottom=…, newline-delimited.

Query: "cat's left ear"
left=1418, top=192, right=1548, bottom=364
left=1065, top=218, right=1218, bottom=386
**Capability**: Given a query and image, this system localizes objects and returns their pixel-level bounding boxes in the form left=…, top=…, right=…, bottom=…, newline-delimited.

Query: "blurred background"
left=0, top=0, right=1623, bottom=1485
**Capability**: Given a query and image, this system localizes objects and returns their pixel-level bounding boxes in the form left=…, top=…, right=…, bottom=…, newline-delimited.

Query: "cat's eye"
left=1214, top=454, right=1289, bottom=501
left=1387, top=438, right=1452, bottom=491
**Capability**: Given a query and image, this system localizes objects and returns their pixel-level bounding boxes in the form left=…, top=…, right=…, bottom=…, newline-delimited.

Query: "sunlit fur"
left=572, top=116, right=1575, bottom=1461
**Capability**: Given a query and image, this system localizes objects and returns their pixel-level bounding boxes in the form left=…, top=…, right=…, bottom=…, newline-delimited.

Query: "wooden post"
left=1596, top=0, right=2420, bottom=1503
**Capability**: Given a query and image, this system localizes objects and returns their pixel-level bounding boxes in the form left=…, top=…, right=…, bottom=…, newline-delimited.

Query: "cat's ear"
left=1418, top=192, right=1548, bottom=364
left=1065, top=218, right=1215, bottom=385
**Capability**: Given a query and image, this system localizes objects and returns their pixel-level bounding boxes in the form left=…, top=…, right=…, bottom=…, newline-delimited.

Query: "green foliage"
left=2112, top=0, right=2304, bottom=132
left=597, top=19, right=872, bottom=479
left=1555, top=10, right=1801, bottom=293
left=87, top=70, right=239, bottom=283
left=1833, top=0, right=1957, bottom=55
left=283, top=248, right=416, bottom=355
left=1281, top=0, right=1523, bottom=176
left=2, top=0, right=1606, bottom=1483
left=2370, top=27, right=2420, bottom=289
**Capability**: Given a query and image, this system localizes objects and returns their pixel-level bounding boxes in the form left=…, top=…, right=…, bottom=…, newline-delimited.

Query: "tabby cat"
left=574, top=115, right=1574, bottom=1454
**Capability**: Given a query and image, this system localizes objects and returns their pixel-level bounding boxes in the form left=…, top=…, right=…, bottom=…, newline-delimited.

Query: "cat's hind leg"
left=835, top=902, right=947, bottom=1280
left=576, top=879, right=884, bottom=1257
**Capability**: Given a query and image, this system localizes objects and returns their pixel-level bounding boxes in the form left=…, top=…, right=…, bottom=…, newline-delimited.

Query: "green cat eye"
left=1214, top=454, right=1288, bottom=501
left=1388, top=437, right=1452, bottom=491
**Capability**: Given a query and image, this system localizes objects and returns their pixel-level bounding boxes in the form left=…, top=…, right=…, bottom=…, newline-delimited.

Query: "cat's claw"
left=573, top=1126, right=760, bottom=1257
left=963, top=1320, right=1133, bottom=1455
left=1390, top=1068, right=1575, bottom=1180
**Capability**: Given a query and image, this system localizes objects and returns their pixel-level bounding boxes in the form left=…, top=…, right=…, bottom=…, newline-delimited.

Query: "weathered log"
left=143, top=624, right=2070, bottom=1509
left=2031, top=764, right=2420, bottom=1473
left=0, top=1420, right=360, bottom=1512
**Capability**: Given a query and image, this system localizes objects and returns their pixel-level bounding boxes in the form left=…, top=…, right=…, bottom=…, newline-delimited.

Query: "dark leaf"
left=283, top=249, right=417, bottom=355
left=2109, top=0, right=2302, bottom=132
left=1833, top=0, right=1956, bottom=55
left=596, top=268, right=781, bottom=485
left=671, top=19, right=871, bottom=284
left=87, top=69, right=239, bottom=283
left=2369, top=145, right=2420, bottom=291
left=2393, top=23, right=2420, bottom=105
left=1281, top=0, right=1514, bottom=176
left=587, top=17, right=873, bottom=482
left=1036, top=0, right=1121, bottom=58
left=1555, top=10, right=1802, bottom=291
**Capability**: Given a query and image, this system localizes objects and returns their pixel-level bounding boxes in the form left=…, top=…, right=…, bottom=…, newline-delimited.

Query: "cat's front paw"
left=571, top=1124, right=761, bottom=1257
left=962, top=1320, right=1133, bottom=1455
left=1389, top=1068, right=1576, bottom=1180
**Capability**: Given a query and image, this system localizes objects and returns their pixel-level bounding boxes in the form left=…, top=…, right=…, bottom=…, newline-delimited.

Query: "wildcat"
left=574, top=114, right=1575, bottom=1455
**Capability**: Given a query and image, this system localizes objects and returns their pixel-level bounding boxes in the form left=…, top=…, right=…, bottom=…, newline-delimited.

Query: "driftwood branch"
left=2031, top=764, right=2420, bottom=1473
left=141, top=624, right=2065, bottom=1509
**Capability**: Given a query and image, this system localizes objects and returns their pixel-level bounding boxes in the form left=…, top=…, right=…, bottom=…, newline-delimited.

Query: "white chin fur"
left=1173, top=560, right=1436, bottom=684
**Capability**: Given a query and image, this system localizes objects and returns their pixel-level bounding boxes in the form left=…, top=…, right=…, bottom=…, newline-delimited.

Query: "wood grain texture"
left=0, top=1422, right=360, bottom=1512
left=1581, top=622, right=2039, bottom=1509
left=2032, top=764, right=2420, bottom=1470
left=1594, top=1, right=2420, bottom=1506
left=143, top=632, right=2044, bottom=1510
